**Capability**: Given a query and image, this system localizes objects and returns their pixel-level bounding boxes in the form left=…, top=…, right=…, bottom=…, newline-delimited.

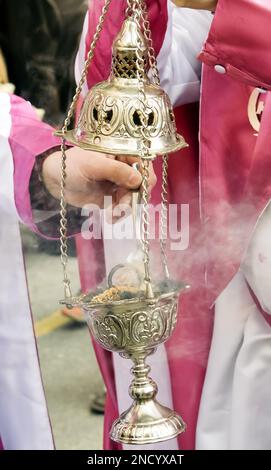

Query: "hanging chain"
left=141, top=158, right=154, bottom=298
left=160, top=154, right=170, bottom=279
left=134, top=0, right=170, bottom=281
left=59, top=0, right=113, bottom=302
left=140, top=0, right=160, bottom=86
left=141, top=0, right=170, bottom=279
left=126, top=0, right=134, bottom=17
left=130, top=0, right=154, bottom=298
left=60, top=0, right=170, bottom=301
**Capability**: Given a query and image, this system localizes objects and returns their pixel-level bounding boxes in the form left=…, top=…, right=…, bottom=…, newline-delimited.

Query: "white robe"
left=0, top=92, right=54, bottom=449
left=196, top=203, right=271, bottom=450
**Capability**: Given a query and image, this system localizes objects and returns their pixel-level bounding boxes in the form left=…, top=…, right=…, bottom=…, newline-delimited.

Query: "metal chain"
left=133, top=0, right=170, bottom=282
left=125, top=0, right=134, bottom=17
left=141, top=158, right=153, bottom=299
left=59, top=0, right=113, bottom=301
left=160, top=154, right=170, bottom=279
left=140, top=0, right=160, bottom=86
left=131, top=0, right=154, bottom=299
left=140, top=1, right=170, bottom=278
left=128, top=0, right=160, bottom=85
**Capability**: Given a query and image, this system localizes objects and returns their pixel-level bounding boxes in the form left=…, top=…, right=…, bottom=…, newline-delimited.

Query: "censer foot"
left=110, top=355, right=186, bottom=445
left=110, top=400, right=186, bottom=445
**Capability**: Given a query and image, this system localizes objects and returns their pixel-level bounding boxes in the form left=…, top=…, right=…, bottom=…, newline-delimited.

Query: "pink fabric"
left=77, top=0, right=271, bottom=451
left=76, top=237, right=105, bottom=293
left=159, top=104, right=213, bottom=450
left=8, top=95, right=60, bottom=231
left=200, top=0, right=271, bottom=90
left=199, top=0, right=271, bottom=305
left=199, top=0, right=271, bottom=90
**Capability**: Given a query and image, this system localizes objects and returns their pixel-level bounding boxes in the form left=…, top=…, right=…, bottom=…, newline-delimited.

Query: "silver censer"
left=57, top=0, right=188, bottom=445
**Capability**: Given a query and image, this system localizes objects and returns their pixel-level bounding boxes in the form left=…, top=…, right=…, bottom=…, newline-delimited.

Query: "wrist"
left=42, top=150, right=62, bottom=199
left=30, top=147, right=61, bottom=214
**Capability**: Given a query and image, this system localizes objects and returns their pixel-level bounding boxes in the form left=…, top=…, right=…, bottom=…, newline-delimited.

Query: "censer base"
left=60, top=282, right=188, bottom=446
left=110, top=399, right=186, bottom=445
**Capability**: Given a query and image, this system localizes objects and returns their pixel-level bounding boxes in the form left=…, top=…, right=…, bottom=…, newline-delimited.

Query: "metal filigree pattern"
left=60, top=17, right=187, bottom=157
left=84, top=294, right=179, bottom=352
left=112, top=53, right=148, bottom=79
left=73, top=82, right=182, bottom=156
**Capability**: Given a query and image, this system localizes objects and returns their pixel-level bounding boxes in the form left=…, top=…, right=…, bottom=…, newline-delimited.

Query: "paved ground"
left=22, top=228, right=104, bottom=450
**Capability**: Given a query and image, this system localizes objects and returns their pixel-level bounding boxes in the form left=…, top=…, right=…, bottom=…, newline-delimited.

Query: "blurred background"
left=0, top=0, right=105, bottom=449
left=1, top=0, right=87, bottom=123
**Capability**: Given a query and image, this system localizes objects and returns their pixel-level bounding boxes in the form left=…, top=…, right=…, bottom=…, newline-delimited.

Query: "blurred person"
left=0, top=91, right=146, bottom=450
left=0, top=0, right=87, bottom=123
left=0, top=0, right=106, bottom=420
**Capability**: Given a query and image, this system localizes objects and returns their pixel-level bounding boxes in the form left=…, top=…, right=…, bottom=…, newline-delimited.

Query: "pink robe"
left=75, top=0, right=271, bottom=450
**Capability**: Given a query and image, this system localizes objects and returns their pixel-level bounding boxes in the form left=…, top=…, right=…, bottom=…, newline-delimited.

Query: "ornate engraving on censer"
left=60, top=19, right=187, bottom=157
left=58, top=0, right=188, bottom=445
left=85, top=293, right=178, bottom=352
left=76, top=287, right=186, bottom=445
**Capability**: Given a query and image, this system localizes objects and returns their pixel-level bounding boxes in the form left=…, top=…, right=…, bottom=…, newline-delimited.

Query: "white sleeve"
left=157, top=3, right=213, bottom=107
left=242, top=201, right=271, bottom=315
left=74, top=12, right=89, bottom=96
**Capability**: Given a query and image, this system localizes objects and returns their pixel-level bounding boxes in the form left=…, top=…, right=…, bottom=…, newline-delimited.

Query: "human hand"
left=171, top=0, right=217, bottom=10
left=42, top=147, right=157, bottom=209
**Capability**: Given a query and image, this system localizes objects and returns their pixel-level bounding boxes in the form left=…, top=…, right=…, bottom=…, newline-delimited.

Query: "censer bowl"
left=66, top=284, right=186, bottom=445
